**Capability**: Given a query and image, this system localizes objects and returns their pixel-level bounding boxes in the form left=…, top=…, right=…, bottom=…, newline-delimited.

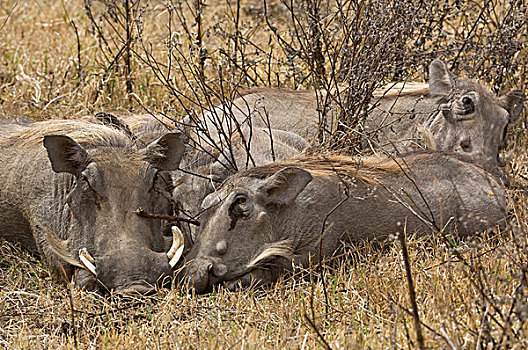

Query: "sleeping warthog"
left=0, top=119, right=186, bottom=294
left=191, top=59, right=525, bottom=178
left=181, top=153, right=507, bottom=293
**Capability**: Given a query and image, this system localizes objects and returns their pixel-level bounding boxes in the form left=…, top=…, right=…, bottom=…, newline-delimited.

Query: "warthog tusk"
left=167, top=226, right=183, bottom=258
left=169, top=245, right=184, bottom=268
left=78, top=248, right=97, bottom=275
left=168, top=226, right=184, bottom=268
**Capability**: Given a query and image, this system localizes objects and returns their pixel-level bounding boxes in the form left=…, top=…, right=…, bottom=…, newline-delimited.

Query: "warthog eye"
left=228, top=193, right=251, bottom=230
left=461, top=96, right=475, bottom=114
left=234, top=195, right=247, bottom=205
left=460, top=138, right=472, bottom=152
left=231, top=194, right=249, bottom=216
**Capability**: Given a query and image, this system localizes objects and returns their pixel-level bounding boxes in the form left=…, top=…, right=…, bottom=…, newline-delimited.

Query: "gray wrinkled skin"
left=0, top=119, right=185, bottom=294
left=182, top=153, right=508, bottom=293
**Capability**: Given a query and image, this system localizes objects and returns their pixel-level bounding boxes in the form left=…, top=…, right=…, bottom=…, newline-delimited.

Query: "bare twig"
left=134, top=208, right=200, bottom=226
left=398, top=222, right=425, bottom=350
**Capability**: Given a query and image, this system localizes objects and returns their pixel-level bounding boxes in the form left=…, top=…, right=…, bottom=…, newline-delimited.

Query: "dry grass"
left=1, top=0, right=528, bottom=348
left=2, top=229, right=528, bottom=348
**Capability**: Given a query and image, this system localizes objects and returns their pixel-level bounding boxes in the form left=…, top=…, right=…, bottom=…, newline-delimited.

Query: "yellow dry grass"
left=1, top=0, right=528, bottom=349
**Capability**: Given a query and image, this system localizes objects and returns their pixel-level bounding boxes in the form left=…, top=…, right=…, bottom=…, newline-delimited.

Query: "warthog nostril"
left=216, top=240, right=227, bottom=255
left=212, top=263, right=228, bottom=277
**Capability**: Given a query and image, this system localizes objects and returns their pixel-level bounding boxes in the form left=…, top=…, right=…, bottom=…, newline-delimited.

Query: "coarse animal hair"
left=0, top=119, right=134, bottom=150
left=233, top=151, right=482, bottom=185
left=372, top=82, right=429, bottom=98
left=246, top=239, right=295, bottom=270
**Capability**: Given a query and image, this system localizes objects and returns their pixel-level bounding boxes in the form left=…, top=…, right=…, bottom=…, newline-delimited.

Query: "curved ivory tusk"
left=167, top=226, right=184, bottom=268
left=169, top=245, right=184, bottom=268
left=167, top=226, right=184, bottom=259
left=79, top=248, right=97, bottom=275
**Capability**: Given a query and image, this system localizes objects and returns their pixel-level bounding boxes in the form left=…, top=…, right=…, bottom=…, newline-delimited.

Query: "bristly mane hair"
left=238, top=87, right=317, bottom=99
left=372, top=82, right=429, bottom=98
left=235, top=151, right=483, bottom=184
left=0, top=119, right=134, bottom=149
left=372, top=78, right=497, bottom=102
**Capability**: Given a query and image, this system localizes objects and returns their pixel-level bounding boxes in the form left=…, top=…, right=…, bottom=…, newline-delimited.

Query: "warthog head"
left=179, top=167, right=312, bottom=293
left=429, top=59, right=525, bottom=172
left=43, top=132, right=186, bottom=294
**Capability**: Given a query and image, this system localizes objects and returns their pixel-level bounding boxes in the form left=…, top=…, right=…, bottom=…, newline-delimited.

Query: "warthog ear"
left=429, top=59, right=456, bottom=96
left=259, top=167, right=313, bottom=205
left=499, top=89, right=526, bottom=124
left=43, top=135, right=89, bottom=175
left=145, top=132, right=186, bottom=171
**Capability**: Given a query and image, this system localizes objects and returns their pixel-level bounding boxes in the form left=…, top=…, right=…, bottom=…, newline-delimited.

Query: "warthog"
left=0, top=119, right=187, bottom=294
left=190, top=59, right=525, bottom=179
left=0, top=116, right=32, bottom=137
left=366, top=59, right=525, bottom=176
left=181, top=152, right=507, bottom=293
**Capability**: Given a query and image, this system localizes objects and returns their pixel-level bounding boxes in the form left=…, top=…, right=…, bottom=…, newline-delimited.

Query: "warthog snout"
left=180, top=257, right=229, bottom=294
left=83, top=247, right=174, bottom=295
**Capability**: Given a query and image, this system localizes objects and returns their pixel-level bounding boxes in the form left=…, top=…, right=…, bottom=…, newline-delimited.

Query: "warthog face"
left=172, top=126, right=310, bottom=244
left=44, top=132, right=186, bottom=294
left=180, top=168, right=312, bottom=293
left=429, top=59, right=525, bottom=171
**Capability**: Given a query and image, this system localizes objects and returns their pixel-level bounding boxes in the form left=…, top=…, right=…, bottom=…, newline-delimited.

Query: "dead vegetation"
left=1, top=0, right=528, bottom=348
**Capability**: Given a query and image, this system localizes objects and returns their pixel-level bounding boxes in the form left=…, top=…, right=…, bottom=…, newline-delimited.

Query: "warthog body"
left=0, top=116, right=32, bottom=137
left=192, top=60, right=524, bottom=178
left=0, top=119, right=186, bottom=294
left=182, top=152, right=507, bottom=293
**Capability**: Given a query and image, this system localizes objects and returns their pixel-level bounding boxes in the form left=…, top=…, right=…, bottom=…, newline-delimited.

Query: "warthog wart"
left=181, top=152, right=508, bottom=293
left=0, top=119, right=187, bottom=294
